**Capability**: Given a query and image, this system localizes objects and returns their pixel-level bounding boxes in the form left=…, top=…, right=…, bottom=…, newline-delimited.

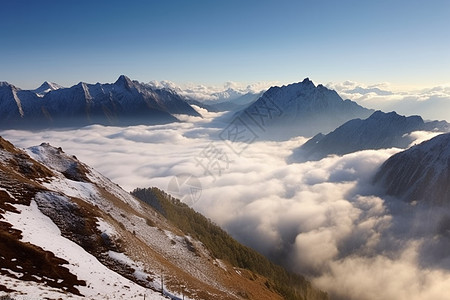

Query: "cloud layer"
left=328, top=81, right=450, bottom=121
left=3, top=115, right=450, bottom=300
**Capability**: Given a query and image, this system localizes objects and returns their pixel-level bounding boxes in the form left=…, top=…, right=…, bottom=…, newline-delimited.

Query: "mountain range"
left=185, top=91, right=263, bottom=112
left=148, top=80, right=265, bottom=103
left=0, top=136, right=327, bottom=299
left=0, top=76, right=201, bottom=129
left=235, top=78, right=374, bottom=139
left=289, top=111, right=450, bottom=162
left=146, top=80, right=263, bottom=112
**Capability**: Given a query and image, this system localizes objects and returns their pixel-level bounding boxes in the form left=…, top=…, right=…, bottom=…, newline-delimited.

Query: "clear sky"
left=1, top=0, right=450, bottom=89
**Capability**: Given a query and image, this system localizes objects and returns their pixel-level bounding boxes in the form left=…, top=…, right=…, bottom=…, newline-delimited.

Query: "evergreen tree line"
left=131, top=187, right=327, bottom=300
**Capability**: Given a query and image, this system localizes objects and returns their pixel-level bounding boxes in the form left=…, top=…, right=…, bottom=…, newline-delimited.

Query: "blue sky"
left=1, top=0, right=450, bottom=89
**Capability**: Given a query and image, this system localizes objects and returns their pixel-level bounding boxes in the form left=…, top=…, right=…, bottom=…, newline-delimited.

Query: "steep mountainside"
left=373, top=133, right=450, bottom=205
left=132, top=187, right=328, bottom=300
left=290, top=111, right=450, bottom=162
left=0, top=136, right=327, bottom=300
left=0, top=76, right=200, bottom=129
left=235, top=78, right=373, bottom=139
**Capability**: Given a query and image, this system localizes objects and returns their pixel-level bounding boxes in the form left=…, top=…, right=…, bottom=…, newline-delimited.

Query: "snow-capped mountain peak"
left=114, top=74, right=135, bottom=89
left=236, top=78, right=373, bottom=139
left=33, top=81, right=63, bottom=97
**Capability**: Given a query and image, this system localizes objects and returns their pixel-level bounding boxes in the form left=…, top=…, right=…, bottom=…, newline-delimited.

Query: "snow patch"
left=96, top=218, right=118, bottom=239
left=108, top=251, right=153, bottom=283
left=42, top=177, right=99, bottom=203
left=213, top=259, right=228, bottom=271
left=3, top=200, right=166, bottom=299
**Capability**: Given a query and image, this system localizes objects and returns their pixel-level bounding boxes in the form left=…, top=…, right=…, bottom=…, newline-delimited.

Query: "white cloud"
left=406, top=131, right=443, bottom=147
left=315, top=241, right=450, bottom=300
left=327, top=81, right=450, bottom=121
left=3, top=114, right=450, bottom=300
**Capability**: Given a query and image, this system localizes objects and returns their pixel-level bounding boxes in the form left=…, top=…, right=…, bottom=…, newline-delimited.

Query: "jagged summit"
left=236, top=78, right=373, bottom=139
left=33, top=81, right=63, bottom=97
left=292, top=77, right=314, bottom=85
left=37, top=81, right=62, bottom=90
left=270, top=77, right=315, bottom=92
left=367, top=110, right=427, bottom=128
left=300, top=77, right=315, bottom=87
left=114, top=74, right=134, bottom=88
left=369, top=110, right=420, bottom=121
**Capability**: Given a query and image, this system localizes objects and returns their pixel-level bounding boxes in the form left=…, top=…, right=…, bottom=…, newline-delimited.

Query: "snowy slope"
left=3, top=200, right=165, bottom=300
left=235, top=78, right=373, bottom=139
left=0, top=138, right=170, bottom=298
left=373, top=132, right=450, bottom=205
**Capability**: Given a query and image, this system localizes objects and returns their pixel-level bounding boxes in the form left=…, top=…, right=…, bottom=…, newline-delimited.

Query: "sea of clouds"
left=3, top=108, right=450, bottom=300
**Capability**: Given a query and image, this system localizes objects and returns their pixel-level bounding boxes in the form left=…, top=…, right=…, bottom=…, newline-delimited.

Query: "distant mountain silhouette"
left=0, top=75, right=201, bottom=129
